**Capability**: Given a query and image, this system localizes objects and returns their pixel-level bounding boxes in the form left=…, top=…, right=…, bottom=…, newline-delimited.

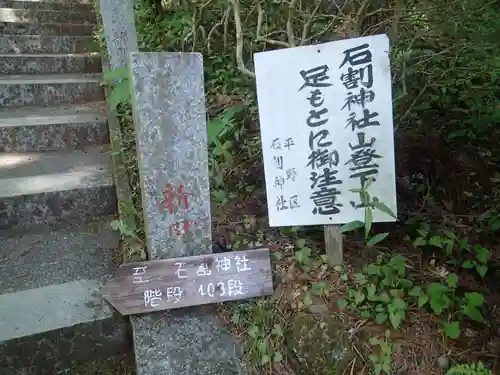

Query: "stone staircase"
left=0, top=0, right=130, bottom=373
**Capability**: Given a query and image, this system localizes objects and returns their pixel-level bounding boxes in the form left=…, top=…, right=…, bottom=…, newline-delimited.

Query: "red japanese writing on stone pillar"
left=160, top=183, right=192, bottom=235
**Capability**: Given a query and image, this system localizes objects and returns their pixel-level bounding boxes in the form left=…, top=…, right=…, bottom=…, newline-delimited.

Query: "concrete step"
left=0, top=223, right=131, bottom=374
left=0, top=35, right=96, bottom=54
left=0, top=0, right=93, bottom=11
left=0, top=8, right=96, bottom=24
left=0, top=52, right=101, bottom=74
left=0, top=145, right=117, bottom=230
left=0, top=73, right=104, bottom=107
left=0, top=102, right=109, bottom=152
left=0, top=21, right=94, bottom=35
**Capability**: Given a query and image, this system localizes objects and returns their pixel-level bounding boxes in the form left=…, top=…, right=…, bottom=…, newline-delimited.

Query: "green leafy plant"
left=293, top=238, right=328, bottom=272
left=110, top=219, right=140, bottom=241
left=368, top=331, right=394, bottom=375
left=337, top=255, right=412, bottom=329
left=341, top=178, right=397, bottom=246
left=409, top=274, right=485, bottom=339
left=462, top=245, right=489, bottom=277
left=207, top=106, right=244, bottom=193
left=446, top=361, right=493, bottom=375
left=478, top=209, right=500, bottom=233
left=102, top=66, right=130, bottom=110
left=412, top=223, right=456, bottom=255
left=412, top=225, right=489, bottom=277
left=230, top=301, right=285, bottom=367
left=422, top=276, right=461, bottom=338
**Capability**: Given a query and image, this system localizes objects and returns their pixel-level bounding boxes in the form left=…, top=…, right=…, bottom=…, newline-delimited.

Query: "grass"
left=94, top=0, right=500, bottom=373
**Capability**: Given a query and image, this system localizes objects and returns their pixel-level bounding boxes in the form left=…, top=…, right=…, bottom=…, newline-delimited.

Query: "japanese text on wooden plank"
left=254, top=34, right=397, bottom=227
left=103, top=248, right=273, bottom=315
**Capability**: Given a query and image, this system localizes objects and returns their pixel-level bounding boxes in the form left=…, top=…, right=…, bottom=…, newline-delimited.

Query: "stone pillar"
left=128, top=52, right=246, bottom=375
left=99, top=0, right=138, bottom=70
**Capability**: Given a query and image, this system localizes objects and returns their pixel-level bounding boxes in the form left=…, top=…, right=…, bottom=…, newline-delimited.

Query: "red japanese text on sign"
left=161, top=183, right=189, bottom=214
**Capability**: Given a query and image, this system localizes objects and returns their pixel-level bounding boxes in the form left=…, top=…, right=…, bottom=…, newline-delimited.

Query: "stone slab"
left=0, top=0, right=93, bottom=11
left=0, top=280, right=113, bottom=341
left=0, top=73, right=104, bottom=107
left=0, top=52, right=101, bottom=74
left=129, top=52, right=211, bottom=260
left=0, top=225, right=119, bottom=294
left=0, top=8, right=96, bottom=23
left=0, top=185, right=117, bottom=230
left=0, top=144, right=111, bottom=181
left=0, top=280, right=131, bottom=374
left=0, top=103, right=109, bottom=151
left=0, top=21, right=94, bottom=35
left=129, top=52, right=245, bottom=375
left=132, top=310, right=246, bottom=375
left=0, top=35, right=95, bottom=54
left=99, top=0, right=138, bottom=70
left=0, top=146, right=116, bottom=230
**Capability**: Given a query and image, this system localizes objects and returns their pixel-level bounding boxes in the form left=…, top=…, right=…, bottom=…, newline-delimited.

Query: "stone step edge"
left=0, top=7, right=97, bottom=18
left=0, top=168, right=114, bottom=198
left=0, top=52, right=100, bottom=57
left=0, top=146, right=113, bottom=198
left=0, top=0, right=92, bottom=4
left=0, top=279, right=113, bottom=343
left=0, top=104, right=107, bottom=128
left=0, top=73, right=101, bottom=84
left=0, top=35, right=96, bottom=54
left=0, top=21, right=95, bottom=34
left=0, top=34, right=94, bottom=38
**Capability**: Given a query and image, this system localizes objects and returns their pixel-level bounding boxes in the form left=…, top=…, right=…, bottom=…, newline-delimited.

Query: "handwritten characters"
left=132, top=266, right=149, bottom=284
left=339, top=43, right=382, bottom=209
left=269, top=136, right=300, bottom=212
left=133, top=252, right=256, bottom=310
left=197, top=280, right=244, bottom=298
left=299, top=65, right=343, bottom=217
left=160, top=183, right=192, bottom=235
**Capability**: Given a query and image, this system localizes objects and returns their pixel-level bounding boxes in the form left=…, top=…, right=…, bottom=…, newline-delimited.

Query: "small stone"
left=438, top=355, right=449, bottom=369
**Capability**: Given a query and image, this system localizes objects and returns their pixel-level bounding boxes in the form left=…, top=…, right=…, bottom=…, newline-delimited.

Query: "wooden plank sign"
left=103, top=248, right=273, bottom=315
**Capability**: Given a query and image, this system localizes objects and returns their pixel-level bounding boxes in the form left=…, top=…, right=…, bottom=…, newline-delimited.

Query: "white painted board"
left=254, top=34, right=397, bottom=227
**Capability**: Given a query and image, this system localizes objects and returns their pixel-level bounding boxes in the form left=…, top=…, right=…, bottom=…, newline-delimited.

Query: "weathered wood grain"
left=103, top=248, right=273, bottom=315
left=325, top=225, right=343, bottom=266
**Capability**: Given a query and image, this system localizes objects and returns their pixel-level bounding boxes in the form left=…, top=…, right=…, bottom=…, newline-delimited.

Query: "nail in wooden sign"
left=102, top=248, right=274, bottom=315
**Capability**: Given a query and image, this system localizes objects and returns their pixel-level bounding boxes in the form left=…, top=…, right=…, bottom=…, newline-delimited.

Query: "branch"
left=287, top=0, right=298, bottom=46
left=331, top=0, right=351, bottom=18
left=224, top=4, right=231, bottom=52
left=255, top=37, right=290, bottom=48
left=230, top=0, right=256, bottom=78
left=390, top=0, right=403, bottom=44
left=299, top=0, right=323, bottom=45
left=256, top=0, right=263, bottom=38
left=302, top=17, right=337, bottom=45
left=255, top=1, right=291, bottom=48
left=191, top=8, right=197, bottom=51
left=354, top=0, right=371, bottom=36
left=207, top=7, right=229, bottom=54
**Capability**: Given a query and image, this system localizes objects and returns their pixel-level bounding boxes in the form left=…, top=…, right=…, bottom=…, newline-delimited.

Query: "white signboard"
left=254, top=34, right=397, bottom=227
